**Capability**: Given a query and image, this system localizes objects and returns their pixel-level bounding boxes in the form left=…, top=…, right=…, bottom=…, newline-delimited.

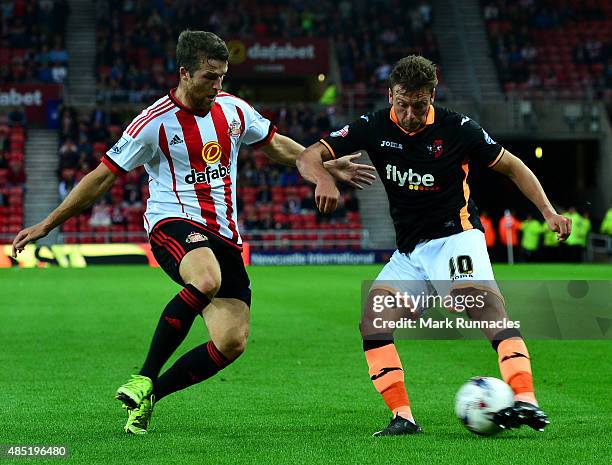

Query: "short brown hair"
left=389, top=55, right=438, bottom=93
left=176, top=30, right=229, bottom=74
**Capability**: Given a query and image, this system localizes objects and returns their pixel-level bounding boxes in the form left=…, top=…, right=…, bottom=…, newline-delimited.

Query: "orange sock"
left=497, top=338, right=538, bottom=405
left=365, top=343, right=413, bottom=421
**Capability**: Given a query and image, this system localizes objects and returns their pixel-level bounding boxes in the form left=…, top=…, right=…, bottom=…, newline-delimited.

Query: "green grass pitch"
left=0, top=264, right=610, bottom=464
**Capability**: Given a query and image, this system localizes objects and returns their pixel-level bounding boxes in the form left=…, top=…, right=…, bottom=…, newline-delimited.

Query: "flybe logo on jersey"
left=385, top=164, right=440, bottom=191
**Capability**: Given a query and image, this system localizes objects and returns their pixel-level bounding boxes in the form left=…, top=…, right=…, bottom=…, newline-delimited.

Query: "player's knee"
left=217, top=331, right=248, bottom=360
left=189, top=274, right=221, bottom=299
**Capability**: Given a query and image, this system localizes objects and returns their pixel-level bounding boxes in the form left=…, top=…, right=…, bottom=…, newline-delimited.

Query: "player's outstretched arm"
left=11, top=163, right=118, bottom=257
left=296, top=142, right=340, bottom=213
left=261, top=133, right=375, bottom=189
left=492, top=150, right=571, bottom=241
left=261, top=132, right=305, bottom=167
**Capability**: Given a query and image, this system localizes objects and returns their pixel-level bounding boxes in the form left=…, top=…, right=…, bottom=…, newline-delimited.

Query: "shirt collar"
left=390, top=105, right=435, bottom=136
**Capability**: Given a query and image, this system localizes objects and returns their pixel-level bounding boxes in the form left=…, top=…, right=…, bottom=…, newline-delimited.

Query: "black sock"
left=153, top=341, right=229, bottom=401
left=139, top=284, right=210, bottom=380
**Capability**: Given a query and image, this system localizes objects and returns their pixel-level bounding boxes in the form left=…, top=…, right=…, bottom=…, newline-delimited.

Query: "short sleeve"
left=243, top=107, right=277, bottom=148
left=102, top=132, right=155, bottom=175
left=460, top=116, right=505, bottom=168
left=319, top=114, right=371, bottom=159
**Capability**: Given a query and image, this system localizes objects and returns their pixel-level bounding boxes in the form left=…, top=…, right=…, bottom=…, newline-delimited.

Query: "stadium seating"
left=481, top=0, right=612, bottom=99
left=0, top=118, right=26, bottom=240
left=0, top=0, right=70, bottom=84
left=94, top=0, right=438, bottom=102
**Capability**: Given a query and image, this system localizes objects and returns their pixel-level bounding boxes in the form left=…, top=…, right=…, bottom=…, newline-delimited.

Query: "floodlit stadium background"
left=1, top=0, right=611, bottom=265
left=0, top=2, right=611, bottom=464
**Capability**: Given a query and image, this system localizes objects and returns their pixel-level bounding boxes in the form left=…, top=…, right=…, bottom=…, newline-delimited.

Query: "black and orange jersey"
left=320, top=105, right=505, bottom=253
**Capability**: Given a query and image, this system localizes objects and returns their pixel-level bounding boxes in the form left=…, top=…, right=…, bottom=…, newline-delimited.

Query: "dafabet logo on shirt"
left=184, top=141, right=230, bottom=185
left=202, top=141, right=223, bottom=164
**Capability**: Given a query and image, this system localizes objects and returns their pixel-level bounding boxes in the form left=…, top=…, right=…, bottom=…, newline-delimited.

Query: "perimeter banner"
left=226, top=38, right=329, bottom=76
left=0, top=84, right=63, bottom=124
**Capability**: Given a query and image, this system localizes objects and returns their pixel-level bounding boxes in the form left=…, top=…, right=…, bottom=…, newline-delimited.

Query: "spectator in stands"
left=566, top=210, right=591, bottom=262
left=90, top=100, right=108, bottom=127
left=89, top=199, right=112, bottom=227
left=541, top=219, right=560, bottom=262
left=498, top=209, right=521, bottom=261
left=600, top=207, right=612, bottom=236
left=0, top=151, right=7, bottom=170
left=51, top=60, right=67, bottom=83
left=479, top=209, right=496, bottom=252
left=259, top=211, right=285, bottom=230
left=300, top=190, right=317, bottom=213
left=49, top=36, right=69, bottom=64
left=283, top=195, right=301, bottom=214
left=111, top=204, right=126, bottom=226
left=564, top=207, right=584, bottom=262
left=89, top=119, right=109, bottom=143
left=7, top=106, right=26, bottom=126
left=59, top=105, right=78, bottom=141
left=344, top=191, right=360, bottom=213
left=244, top=211, right=260, bottom=231
left=520, top=214, right=544, bottom=262
left=7, top=159, right=25, bottom=186
left=255, top=186, right=272, bottom=203
left=59, top=137, right=78, bottom=169
left=58, top=168, right=76, bottom=201
left=123, top=175, right=143, bottom=207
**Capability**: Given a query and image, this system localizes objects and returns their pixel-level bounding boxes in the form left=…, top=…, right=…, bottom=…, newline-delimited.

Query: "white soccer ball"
left=455, top=376, right=515, bottom=436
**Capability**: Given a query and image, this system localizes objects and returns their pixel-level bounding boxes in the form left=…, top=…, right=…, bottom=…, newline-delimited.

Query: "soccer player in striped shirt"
left=11, top=30, right=375, bottom=434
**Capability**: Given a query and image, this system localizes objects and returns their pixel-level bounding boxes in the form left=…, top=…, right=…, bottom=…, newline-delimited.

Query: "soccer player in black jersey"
left=297, top=56, right=571, bottom=436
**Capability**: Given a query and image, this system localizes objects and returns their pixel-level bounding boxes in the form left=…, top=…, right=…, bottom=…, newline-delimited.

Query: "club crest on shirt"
left=228, top=119, right=242, bottom=138
left=427, top=139, right=444, bottom=158
left=186, top=232, right=208, bottom=244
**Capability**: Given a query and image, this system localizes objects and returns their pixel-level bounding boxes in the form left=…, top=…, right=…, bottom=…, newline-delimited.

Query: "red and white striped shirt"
left=101, top=89, right=276, bottom=249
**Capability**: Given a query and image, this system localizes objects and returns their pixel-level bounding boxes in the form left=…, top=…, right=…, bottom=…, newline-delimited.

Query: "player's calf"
left=361, top=289, right=418, bottom=433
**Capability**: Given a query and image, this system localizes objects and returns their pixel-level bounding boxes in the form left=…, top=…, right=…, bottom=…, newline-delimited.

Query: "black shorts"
left=149, top=218, right=251, bottom=306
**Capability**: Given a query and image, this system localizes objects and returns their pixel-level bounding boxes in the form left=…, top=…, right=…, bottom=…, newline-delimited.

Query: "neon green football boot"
left=124, top=395, right=155, bottom=435
left=115, top=374, right=153, bottom=409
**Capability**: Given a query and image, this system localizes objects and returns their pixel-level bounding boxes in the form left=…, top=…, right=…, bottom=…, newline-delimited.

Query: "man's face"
left=389, top=85, right=434, bottom=132
left=181, top=58, right=228, bottom=111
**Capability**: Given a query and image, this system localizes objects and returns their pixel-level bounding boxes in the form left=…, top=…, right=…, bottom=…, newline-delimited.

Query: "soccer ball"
left=455, top=376, right=514, bottom=436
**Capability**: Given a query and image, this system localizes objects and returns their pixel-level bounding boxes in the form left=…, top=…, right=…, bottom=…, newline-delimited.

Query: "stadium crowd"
left=0, top=0, right=70, bottom=84
left=479, top=206, right=612, bottom=262
left=482, top=0, right=612, bottom=99
left=0, top=108, right=26, bottom=237
left=94, top=0, right=438, bottom=102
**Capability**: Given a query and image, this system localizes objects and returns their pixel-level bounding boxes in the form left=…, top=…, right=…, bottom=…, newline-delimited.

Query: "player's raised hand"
left=324, top=153, right=376, bottom=190
left=315, top=179, right=340, bottom=214
left=545, top=213, right=572, bottom=241
left=12, top=222, right=49, bottom=258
